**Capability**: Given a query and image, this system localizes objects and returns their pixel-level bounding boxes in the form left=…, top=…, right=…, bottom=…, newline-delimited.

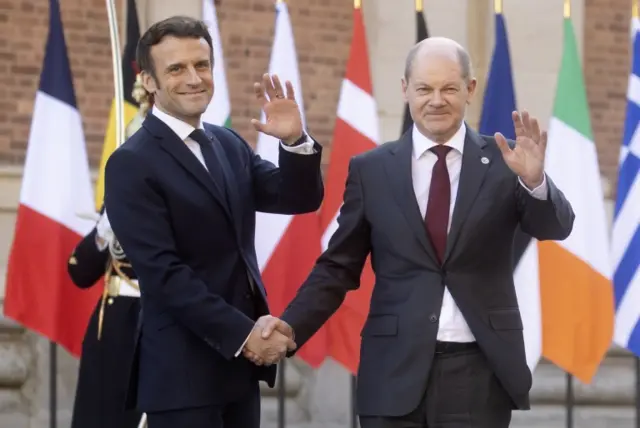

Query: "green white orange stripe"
left=538, top=16, right=613, bottom=383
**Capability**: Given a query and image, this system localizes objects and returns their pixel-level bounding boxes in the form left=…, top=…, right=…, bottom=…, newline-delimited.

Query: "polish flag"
left=3, top=0, right=99, bottom=357
left=253, top=1, right=328, bottom=367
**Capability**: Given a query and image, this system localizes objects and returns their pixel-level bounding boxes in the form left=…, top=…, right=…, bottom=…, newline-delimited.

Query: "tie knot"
left=189, top=129, right=210, bottom=146
left=430, top=145, right=452, bottom=159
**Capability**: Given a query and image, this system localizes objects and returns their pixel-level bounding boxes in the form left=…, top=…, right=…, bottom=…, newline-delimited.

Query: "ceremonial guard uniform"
left=67, top=210, right=143, bottom=428
left=68, top=78, right=151, bottom=428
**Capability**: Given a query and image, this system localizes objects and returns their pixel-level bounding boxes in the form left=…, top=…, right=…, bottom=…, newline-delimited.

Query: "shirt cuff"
left=280, top=135, right=316, bottom=155
left=518, top=174, right=548, bottom=200
left=234, top=330, right=253, bottom=357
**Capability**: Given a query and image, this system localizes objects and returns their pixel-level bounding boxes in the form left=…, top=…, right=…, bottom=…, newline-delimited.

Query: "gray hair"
left=403, top=41, right=473, bottom=83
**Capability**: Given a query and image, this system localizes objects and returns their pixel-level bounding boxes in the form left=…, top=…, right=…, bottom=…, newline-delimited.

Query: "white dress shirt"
left=411, top=123, right=548, bottom=342
left=151, top=106, right=315, bottom=355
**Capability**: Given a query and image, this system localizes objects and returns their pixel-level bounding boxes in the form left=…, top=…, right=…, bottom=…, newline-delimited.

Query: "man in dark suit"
left=253, top=37, right=575, bottom=427
left=104, top=16, right=322, bottom=428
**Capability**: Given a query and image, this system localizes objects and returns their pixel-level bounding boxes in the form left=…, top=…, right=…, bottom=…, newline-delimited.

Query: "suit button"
left=429, top=314, right=438, bottom=323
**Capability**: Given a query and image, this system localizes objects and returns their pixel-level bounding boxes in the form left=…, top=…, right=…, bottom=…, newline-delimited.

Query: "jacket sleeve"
left=221, top=127, right=324, bottom=215
left=67, top=227, right=109, bottom=288
left=281, top=156, right=371, bottom=350
left=516, top=173, right=575, bottom=241
left=104, top=147, right=255, bottom=360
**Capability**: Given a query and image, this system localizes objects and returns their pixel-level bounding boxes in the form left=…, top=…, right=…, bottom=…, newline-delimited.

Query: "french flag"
left=3, top=0, right=100, bottom=357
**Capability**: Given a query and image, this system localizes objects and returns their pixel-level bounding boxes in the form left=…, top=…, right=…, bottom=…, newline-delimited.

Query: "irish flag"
left=538, top=15, right=614, bottom=383
left=202, top=0, right=231, bottom=127
left=3, top=0, right=100, bottom=357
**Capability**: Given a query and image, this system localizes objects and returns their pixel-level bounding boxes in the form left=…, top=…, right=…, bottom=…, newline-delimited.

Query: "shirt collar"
left=411, top=122, right=466, bottom=159
left=151, top=106, right=204, bottom=141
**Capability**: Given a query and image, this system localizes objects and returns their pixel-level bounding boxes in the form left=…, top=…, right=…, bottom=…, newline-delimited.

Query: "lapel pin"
left=481, top=156, right=490, bottom=164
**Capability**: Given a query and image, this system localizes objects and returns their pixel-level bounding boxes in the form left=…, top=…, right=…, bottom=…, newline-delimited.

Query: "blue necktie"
left=189, top=129, right=226, bottom=195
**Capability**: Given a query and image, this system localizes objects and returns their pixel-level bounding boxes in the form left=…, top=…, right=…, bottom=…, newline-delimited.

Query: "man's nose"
left=429, top=91, right=446, bottom=106
left=185, top=67, right=202, bottom=85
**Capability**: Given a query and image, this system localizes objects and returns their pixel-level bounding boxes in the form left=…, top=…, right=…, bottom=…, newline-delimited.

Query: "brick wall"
left=584, top=0, right=632, bottom=193
left=0, top=0, right=117, bottom=165
left=0, top=0, right=352, bottom=168
left=2, top=0, right=632, bottom=184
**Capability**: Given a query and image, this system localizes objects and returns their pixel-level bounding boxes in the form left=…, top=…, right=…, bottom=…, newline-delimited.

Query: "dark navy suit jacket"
left=104, top=112, right=323, bottom=412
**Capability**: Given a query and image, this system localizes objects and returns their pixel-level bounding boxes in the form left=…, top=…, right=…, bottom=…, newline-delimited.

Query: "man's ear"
left=466, top=77, right=477, bottom=105
left=141, top=70, right=158, bottom=94
left=401, top=77, right=409, bottom=103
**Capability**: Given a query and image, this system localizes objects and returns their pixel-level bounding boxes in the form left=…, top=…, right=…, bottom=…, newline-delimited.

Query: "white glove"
left=95, top=209, right=114, bottom=251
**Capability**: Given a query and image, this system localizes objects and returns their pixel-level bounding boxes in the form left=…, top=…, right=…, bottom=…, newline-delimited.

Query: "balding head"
left=404, top=37, right=473, bottom=83
left=401, top=36, right=477, bottom=143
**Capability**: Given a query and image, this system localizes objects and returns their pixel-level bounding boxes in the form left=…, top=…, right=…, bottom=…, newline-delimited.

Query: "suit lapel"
left=385, top=132, right=439, bottom=266
left=443, top=129, right=493, bottom=263
left=143, top=114, right=231, bottom=219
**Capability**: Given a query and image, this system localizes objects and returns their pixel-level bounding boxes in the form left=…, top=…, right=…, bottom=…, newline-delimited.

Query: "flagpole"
left=350, top=6, right=361, bottom=427
left=49, top=341, right=56, bottom=428
left=267, top=1, right=286, bottom=426
left=494, top=0, right=502, bottom=14
left=105, top=2, right=140, bottom=427
left=350, top=4, right=361, bottom=426
left=105, top=0, right=125, bottom=148
left=633, top=8, right=640, bottom=428
left=351, top=15, right=361, bottom=428
left=415, top=0, right=422, bottom=12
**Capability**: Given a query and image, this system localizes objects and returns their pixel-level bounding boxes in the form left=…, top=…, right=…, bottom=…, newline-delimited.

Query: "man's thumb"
left=261, top=319, right=279, bottom=339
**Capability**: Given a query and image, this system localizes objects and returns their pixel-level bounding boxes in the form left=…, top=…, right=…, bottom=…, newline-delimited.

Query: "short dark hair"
left=403, top=42, right=472, bottom=83
left=136, top=15, right=213, bottom=79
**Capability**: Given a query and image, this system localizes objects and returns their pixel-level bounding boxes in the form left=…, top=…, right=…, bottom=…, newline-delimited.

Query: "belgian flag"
left=94, top=0, right=141, bottom=210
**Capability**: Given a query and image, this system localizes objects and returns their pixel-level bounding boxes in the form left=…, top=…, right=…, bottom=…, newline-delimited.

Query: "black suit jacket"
left=281, top=128, right=574, bottom=417
left=104, top=113, right=323, bottom=412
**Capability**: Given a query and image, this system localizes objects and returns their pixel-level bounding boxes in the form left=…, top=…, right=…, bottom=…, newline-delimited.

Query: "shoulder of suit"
left=113, top=126, right=148, bottom=153
left=351, top=139, right=399, bottom=164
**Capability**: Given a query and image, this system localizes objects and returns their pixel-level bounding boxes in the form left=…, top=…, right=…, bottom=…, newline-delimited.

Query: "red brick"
left=584, top=0, right=633, bottom=195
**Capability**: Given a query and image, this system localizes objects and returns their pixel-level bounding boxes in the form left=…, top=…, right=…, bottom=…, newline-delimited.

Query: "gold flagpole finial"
left=415, top=0, right=423, bottom=12
left=354, top=0, right=361, bottom=10
left=276, top=0, right=283, bottom=4
left=633, top=0, right=639, bottom=19
left=494, top=0, right=502, bottom=14
left=564, top=0, right=571, bottom=18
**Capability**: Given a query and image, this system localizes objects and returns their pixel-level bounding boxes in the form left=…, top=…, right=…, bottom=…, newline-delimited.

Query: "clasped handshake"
left=242, top=315, right=296, bottom=366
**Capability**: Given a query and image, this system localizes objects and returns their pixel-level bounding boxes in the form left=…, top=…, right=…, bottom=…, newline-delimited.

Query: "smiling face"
left=402, top=41, right=476, bottom=143
left=141, top=35, right=214, bottom=127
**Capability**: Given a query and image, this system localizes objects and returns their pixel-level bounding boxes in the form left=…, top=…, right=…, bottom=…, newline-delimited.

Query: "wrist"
left=521, top=174, right=544, bottom=189
left=282, top=133, right=306, bottom=146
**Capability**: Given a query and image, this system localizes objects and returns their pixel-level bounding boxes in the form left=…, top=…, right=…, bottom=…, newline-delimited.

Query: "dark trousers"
left=360, top=344, right=512, bottom=428
left=146, top=383, right=260, bottom=428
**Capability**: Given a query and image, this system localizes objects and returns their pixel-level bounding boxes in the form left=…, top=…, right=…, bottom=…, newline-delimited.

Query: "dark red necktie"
left=425, top=145, right=452, bottom=264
